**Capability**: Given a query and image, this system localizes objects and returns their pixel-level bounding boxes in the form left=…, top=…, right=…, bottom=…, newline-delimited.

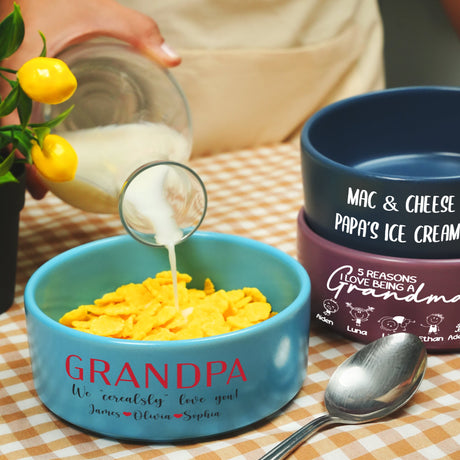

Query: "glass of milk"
left=36, top=39, right=192, bottom=214
left=119, top=160, right=207, bottom=311
left=118, top=161, right=207, bottom=248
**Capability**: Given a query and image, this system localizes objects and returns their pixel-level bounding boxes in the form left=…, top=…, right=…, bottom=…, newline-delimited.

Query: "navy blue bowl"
left=301, top=86, right=460, bottom=259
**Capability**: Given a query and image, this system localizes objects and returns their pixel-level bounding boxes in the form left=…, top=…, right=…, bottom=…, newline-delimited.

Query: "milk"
left=45, top=122, right=190, bottom=214
left=49, top=122, right=191, bottom=308
left=121, top=164, right=184, bottom=309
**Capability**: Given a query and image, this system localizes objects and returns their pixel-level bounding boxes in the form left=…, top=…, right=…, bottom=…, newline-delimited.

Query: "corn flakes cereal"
left=90, top=315, right=125, bottom=336
left=59, top=272, right=275, bottom=341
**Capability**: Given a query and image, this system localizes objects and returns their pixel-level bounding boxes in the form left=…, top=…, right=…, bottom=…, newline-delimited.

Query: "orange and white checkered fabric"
left=1, top=144, right=459, bottom=459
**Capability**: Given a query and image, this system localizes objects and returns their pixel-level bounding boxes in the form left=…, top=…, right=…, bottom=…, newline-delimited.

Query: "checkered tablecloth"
left=1, top=144, right=459, bottom=459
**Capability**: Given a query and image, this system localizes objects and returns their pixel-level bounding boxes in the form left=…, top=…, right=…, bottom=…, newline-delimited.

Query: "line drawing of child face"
left=323, top=299, right=339, bottom=315
left=425, top=313, right=444, bottom=326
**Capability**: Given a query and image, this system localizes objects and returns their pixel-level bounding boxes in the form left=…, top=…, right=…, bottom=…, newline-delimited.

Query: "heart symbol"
left=123, top=412, right=132, bottom=416
left=173, top=413, right=183, bottom=418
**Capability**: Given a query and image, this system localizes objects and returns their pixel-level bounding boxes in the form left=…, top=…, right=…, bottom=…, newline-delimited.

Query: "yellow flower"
left=31, top=134, right=78, bottom=182
left=17, top=57, right=77, bottom=104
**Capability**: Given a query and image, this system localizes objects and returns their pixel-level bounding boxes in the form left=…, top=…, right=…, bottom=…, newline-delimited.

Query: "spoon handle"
left=260, top=414, right=338, bottom=460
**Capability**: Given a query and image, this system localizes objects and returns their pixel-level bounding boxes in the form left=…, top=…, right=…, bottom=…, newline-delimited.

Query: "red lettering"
left=65, top=354, right=83, bottom=380
left=206, top=361, right=227, bottom=387
left=90, top=358, right=111, bottom=385
left=65, top=357, right=248, bottom=389
left=227, top=358, right=247, bottom=384
left=177, top=363, right=200, bottom=388
left=114, top=362, right=140, bottom=387
left=145, top=363, right=168, bottom=388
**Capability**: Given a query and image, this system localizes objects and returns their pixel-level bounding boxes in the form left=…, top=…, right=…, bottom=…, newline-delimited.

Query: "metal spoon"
left=261, top=332, right=427, bottom=460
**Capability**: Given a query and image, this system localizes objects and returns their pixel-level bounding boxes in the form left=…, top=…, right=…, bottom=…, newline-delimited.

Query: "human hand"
left=0, top=0, right=181, bottom=199
left=0, top=0, right=180, bottom=72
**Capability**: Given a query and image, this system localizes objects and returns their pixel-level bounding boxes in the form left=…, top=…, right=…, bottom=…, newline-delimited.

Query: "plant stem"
left=0, top=67, right=17, bottom=74
left=0, top=125, right=27, bottom=131
left=0, top=72, right=15, bottom=86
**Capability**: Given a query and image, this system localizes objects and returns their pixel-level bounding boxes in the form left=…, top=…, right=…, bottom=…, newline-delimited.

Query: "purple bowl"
left=297, top=208, right=460, bottom=352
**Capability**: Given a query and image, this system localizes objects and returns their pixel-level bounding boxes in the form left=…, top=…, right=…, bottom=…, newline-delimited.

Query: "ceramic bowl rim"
left=25, top=232, right=311, bottom=349
left=300, top=86, right=460, bottom=184
left=298, top=208, right=460, bottom=266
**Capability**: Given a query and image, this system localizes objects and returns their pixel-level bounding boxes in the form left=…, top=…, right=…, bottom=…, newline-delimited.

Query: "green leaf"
left=39, top=31, right=47, bottom=57
left=0, top=81, right=19, bottom=117
left=10, top=129, right=33, bottom=161
left=0, top=3, right=25, bottom=61
left=0, top=170, right=18, bottom=184
left=0, top=150, right=16, bottom=177
left=0, top=125, right=33, bottom=162
left=0, top=136, right=9, bottom=151
left=17, top=84, right=32, bottom=127
left=32, top=126, right=50, bottom=146
left=30, top=104, right=74, bottom=129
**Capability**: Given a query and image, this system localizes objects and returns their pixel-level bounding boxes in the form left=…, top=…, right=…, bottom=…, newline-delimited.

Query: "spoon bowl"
left=261, top=333, right=427, bottom=459
left=326, top=332, right=427, bottom=422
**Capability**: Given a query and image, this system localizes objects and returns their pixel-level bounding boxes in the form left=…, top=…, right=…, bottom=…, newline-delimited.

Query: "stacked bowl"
left=297, top=86, right=460, bottom=352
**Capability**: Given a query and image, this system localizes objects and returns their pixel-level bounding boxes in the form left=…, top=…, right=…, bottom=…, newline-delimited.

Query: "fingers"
left=47, top=7, right=182, bottom=68
left=93, top=2, right=182, bottom=67
left=139, top=39, right=182, bottom=68
left=25, top=164, right=48, bottom=200
left=2, top=0, right=181, bottom=69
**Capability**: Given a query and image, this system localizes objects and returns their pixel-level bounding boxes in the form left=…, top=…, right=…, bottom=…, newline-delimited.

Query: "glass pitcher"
left=36, top=38, right=192, bottom=214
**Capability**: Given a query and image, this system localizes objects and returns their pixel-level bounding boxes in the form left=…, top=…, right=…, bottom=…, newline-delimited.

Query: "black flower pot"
left=0, top=163, right=26, bottom=313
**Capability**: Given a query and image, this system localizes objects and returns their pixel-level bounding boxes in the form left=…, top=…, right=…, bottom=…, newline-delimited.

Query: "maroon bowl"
left=297, top=208, right=460, bottom=352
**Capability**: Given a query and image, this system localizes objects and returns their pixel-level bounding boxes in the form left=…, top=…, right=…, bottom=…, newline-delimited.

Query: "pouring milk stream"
left=119, top=161, right=207, bottom=311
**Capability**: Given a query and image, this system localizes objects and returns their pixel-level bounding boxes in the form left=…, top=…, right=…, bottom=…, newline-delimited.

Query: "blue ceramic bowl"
left=24, top=233, right=310, bottom=442
left=301, top=86, right=460, bottom=259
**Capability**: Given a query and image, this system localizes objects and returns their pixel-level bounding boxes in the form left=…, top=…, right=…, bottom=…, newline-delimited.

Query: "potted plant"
left=0, top=3, right=78, bottom=312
